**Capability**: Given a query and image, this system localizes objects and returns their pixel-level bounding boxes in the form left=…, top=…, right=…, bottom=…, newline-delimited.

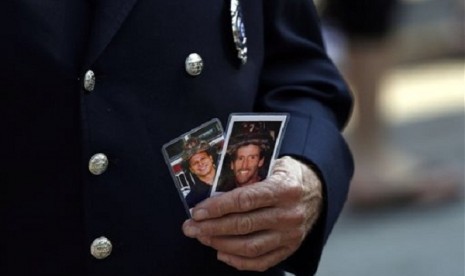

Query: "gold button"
left=90, top=236, right=112, bottom=259
left=88, top=153, right=108, bottom=175
left=83, top=70, right=96, bottom=92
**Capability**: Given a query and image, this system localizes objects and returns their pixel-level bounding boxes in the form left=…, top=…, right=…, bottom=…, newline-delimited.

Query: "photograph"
left=211, top=114, right=288, bottom=195
left=162, top=119, right=224, bottom=214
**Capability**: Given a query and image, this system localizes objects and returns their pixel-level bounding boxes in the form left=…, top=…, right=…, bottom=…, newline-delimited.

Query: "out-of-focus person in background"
left=316, top=0, right=463, bottom=209
left=313, top=0, right=464, bottom=274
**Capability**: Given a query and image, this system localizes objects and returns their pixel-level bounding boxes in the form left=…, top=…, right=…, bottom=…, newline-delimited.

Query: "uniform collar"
left=84, top=0, right=138, bottom=68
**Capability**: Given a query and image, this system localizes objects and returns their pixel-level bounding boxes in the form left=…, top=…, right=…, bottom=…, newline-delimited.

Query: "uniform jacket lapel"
left=84, top=0, right=139, bottom=68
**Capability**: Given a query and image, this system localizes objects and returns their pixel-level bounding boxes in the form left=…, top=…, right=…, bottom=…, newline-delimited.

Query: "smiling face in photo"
left=189, top=151, right=215, bottom=181
left=230, top=144, right=264, bottom=186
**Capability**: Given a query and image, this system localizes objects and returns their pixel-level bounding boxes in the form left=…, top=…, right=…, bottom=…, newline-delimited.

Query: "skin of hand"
left=182, top=156, right=323, bottom=272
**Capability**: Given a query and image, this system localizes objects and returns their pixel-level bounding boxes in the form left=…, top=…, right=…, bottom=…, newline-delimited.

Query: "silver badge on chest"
left=231, top=0, right=247, bottom=65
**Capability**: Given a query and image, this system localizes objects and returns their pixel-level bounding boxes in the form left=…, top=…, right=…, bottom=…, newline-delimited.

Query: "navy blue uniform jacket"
left=1, top=0, right=353, bottom=275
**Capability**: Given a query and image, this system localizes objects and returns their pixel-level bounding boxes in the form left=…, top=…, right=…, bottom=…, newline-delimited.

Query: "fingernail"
left=183, top=225, right=199, bottom=237
left=193, top=209, right=209, bottom=220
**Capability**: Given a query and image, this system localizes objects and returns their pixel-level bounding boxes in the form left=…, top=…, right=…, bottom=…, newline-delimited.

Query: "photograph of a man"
left=162, top=118, right=223, bottom=213
left=214, top=118, right=286, bottom=193
left=183, top=137, right=217, bottom=208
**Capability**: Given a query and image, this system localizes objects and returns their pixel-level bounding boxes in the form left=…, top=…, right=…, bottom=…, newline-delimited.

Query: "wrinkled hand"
left=182, top=156, right=323, bottom=272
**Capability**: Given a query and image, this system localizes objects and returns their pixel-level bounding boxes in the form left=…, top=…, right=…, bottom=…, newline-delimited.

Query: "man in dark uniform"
left=1, top=0, right=353, bottom=275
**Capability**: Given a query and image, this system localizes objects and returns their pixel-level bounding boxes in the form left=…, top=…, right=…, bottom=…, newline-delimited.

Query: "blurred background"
left=313, top=0, right=464, bottom=275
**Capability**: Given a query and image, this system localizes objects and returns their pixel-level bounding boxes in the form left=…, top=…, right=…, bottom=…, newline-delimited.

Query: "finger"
left=199, top=228, right=303, bottom=258
left=183, top=201, right=308, bottom=237
left=217, top=246, right=296, bottom=272
left=191, top=183, right=278, bottom=221
left=184, top=208, right=274, bottom=238
left=185, top=204, right=305, bottom=237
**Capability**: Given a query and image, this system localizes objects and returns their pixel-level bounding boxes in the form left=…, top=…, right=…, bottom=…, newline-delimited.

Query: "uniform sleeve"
left=255, top=1, right=354, bottom=275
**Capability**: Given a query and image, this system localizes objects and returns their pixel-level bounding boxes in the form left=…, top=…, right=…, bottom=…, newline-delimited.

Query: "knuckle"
left=269, top=173, right=285, bottom=184
left=244, top=240, right=262, bottom=257
left=237, top=189, right=257, bottom=211
left=286, top=206, right=306, bottom=225
left=294, top=206, right=307, bottom=222
left=274, top=178, right=303, bottom=202
left=235, top=216, right=254, bottom=234
left=216, top=203, right=228, bottom=217
left=211, top=197, right=230, bottom=217
left=233, top=259, right=248, bottom=271
left=289, top=226, right=306, bottom=242
left=256, top=260, right=272, bottom=272
left=286, top=181, right=304, bottom=198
